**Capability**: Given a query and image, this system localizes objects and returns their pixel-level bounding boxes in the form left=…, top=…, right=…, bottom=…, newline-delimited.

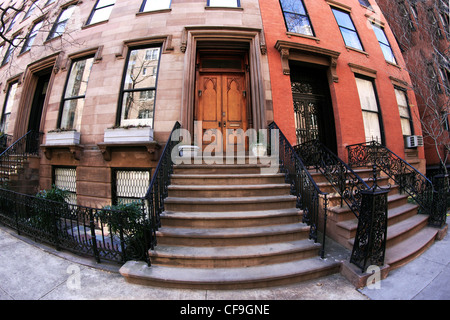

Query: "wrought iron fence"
left=294, top=140, right=370, bottom=218
left=0, top=188, right=150, bottom=264
left=143, top=121, right=181, bottom=261
left=268, top=122, right=329, bottom=258
left=347, top=141, right=447, bottom=228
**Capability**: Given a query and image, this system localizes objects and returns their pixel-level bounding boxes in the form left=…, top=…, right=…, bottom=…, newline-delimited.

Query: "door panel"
left=197, top=73, right=247, bottom=152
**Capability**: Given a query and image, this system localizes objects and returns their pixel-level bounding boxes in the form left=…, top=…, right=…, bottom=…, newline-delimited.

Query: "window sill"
left=204, top=6, right=243, bottom=11
left=136, top=8, right=172, bottom=16
left=386, top=60, right=401, bottom=69
left=286, top=32, right=320, bottom=43
left=82, top=20, right=109, bottom=30
left=345, top=46, right=369, bottom=57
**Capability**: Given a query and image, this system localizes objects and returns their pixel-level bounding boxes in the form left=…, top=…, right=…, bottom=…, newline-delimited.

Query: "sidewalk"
left=0, top=224, right=448, bottom=300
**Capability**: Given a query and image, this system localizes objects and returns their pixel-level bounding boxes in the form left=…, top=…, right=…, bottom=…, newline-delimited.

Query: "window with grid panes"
left=54, top=167, right=77, bottom=204
left=279, top=0, right=314, bottom=36
left=331, top=8, right=364, bottom=51
left=113, top=169, right=151, bottom=205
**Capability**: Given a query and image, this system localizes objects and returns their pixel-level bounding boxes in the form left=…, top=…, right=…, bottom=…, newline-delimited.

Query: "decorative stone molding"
left=275, top=40, right=340, bottom=82
left=97, top=141, right=161, bottom=161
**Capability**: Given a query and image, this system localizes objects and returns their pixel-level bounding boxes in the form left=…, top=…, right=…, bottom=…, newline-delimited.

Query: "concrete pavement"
left=0, top=224, right=449, bottom=301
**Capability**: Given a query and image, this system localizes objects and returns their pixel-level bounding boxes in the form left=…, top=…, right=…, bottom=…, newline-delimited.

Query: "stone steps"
left=120, top=157, right=342, bottom=289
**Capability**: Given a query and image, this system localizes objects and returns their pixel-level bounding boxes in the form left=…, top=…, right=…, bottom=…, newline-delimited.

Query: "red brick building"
left=260, top=0, right=425, bottom=169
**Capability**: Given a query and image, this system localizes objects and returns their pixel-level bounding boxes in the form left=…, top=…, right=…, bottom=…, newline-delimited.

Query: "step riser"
left=121, top=263, right=340, bottom=290
left=173, top=166, right=275, bottom=175
left=165, top=200, right=297, bottom=212
left=170, top=175, right=286, bottom=185
left=150, top=248, right=320, bottom=268
left=156, top=231, right=309, bottom=247
left=160, top=214, right=302, bottom=228
left=386, top=218, right=429, bottom=249
left=168, top=187, right=291, bottom=198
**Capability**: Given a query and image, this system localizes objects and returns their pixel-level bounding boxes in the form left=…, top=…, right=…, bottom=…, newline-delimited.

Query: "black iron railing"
left=294, top=140, right=370, bottom=218
left=143, top=121, right=181, bottom=260
left=0, top=188, right=149, bottom=264
left=347, top=141, right=447, bottom=228
left=268, top=122, right=328, bottom=258
left=0, top=130, right=42, bottom=186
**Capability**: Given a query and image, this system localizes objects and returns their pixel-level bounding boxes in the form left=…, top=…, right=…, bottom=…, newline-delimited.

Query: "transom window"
left=59, top=57, right=95, bottom=130
left=87, top=0, right=116, bottom=25
left=279, top=0, right=314, bottom=36
left=118, top=46, right=161, bottom=128
left=371, top=22, right=396, bottom=64
left=332, top=8, right=364, bottom=51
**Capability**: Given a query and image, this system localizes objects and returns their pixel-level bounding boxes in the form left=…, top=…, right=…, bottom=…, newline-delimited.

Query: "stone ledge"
left=97, top=141, right=161, bottom=161
left=41, top=144, right=84, bottom=160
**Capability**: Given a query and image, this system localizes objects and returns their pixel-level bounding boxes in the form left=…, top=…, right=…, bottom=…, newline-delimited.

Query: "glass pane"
left=401, top=118, right=412, bottom=136
left=124, top=48, right=160, bottom=90
left=372, top=24, right=389, bottom=45
left=356, top=78, right=378, bottom=112
left=362, top=111, right=382, bottom=143
left=332, top=9, right=355, bottom=30
left=209, top=0, right=238, bottom=7
left=89, top=6, right=114, bottom=24
left=97, top=0, right=116, bottom=7
left=120, top=90, right=155, bottom=127
left=380, top=44, right=396, bottom=63
left=285, top=13, right=313, bottom=35
left=64, top=57, right=95, bottom=98
left=4, top=83, right=18, bottom=115
left=280, top=0, right=307, bottom=14
left=341, top=28, right=363, bottom=50
left=60, top=99, right=85, bottom=131
left=143, top=0, right=171, bottom=11
left=60, top=5, right=75, bottom=22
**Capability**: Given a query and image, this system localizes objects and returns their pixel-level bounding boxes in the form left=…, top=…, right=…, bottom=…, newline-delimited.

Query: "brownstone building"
left=0, top=0, right=273, bottom=207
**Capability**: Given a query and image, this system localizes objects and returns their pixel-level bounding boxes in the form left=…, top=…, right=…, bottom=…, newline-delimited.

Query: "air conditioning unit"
left=405, top=135, right=424, bottom=148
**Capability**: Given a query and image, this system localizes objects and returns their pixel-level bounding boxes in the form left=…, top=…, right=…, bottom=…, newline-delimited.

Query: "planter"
left=251, top=143, right=267, bottom=157
left=45, top=131, right=80, bottom=145
left=104, top=127, right=154, bottom=143
left=178, top=145, right=199, bottom=157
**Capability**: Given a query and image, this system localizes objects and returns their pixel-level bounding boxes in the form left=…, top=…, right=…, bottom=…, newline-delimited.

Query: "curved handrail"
left=268, top=122, right=328, bottom=258
left=295, top=139, right=370, bottom=218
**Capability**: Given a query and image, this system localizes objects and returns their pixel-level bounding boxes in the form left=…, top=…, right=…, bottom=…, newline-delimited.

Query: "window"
left=207, top=0, right=240, bottom=7
left=47, top=5, right=75, bottom=40
left=332, top=8, right=363, bottom=51
left=358, top=0, right=372, bottom=9
left=395, top=88, right=413, bottom=136
left=118, top=46, right=161, bottom=128
left=6, top=12, right=19, bottom=33
left=21, top=20, right=43, bottom=53
left=140, top=0, right=171, bottom=12
left=1, top=35, right=19, bottom=66
left=355, top=77, right=383, bottom=143
left=0, top=81, right=18, bottom=133
left=24, top=2, right=38, bottom=20
left=113, top=169, right=151, bottom=205
left=279, top=0, right=314, bottom=36
left=59, top=57, right=95, bottom=130
left=54, top=167, right=77, bottom=205
left=371, top=22, right=396, bottom=64
left=87, top=0, right=115, bottom=25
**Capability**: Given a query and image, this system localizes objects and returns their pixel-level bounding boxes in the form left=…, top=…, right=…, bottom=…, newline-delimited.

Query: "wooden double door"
left=195, top=53, right=249, bottom=152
